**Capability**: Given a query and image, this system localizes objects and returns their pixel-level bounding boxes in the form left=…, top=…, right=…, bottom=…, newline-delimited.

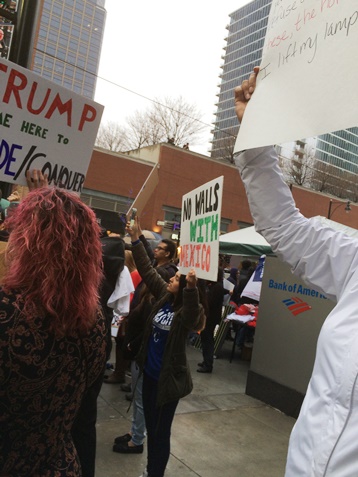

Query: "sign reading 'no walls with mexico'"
left=179, top=176, right=223, bottom=282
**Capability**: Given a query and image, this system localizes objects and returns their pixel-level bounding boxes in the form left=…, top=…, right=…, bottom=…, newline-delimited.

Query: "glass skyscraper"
left=211, top=0, right=271, bottom=160
left=211, top=0, right=358, bottom=186
left=32, top=0, right=106, bottom=100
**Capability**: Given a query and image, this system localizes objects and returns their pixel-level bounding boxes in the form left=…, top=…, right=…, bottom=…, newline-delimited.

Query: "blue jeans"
left=143, top=372, right=179, bottom=477
left=131, top=361, right=146, bottom=446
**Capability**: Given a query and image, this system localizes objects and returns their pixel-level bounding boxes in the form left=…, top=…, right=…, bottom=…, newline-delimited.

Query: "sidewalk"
left=95, top=341, right=295, bottom=477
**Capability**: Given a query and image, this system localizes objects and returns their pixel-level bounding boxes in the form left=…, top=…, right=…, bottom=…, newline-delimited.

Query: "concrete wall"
left=246, top=257, right=335, bottom=417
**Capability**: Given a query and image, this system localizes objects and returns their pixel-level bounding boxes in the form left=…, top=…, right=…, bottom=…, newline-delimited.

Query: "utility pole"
left=8, top=0, right=42, bottom=68
left=0, top=0, right=42, bottom=197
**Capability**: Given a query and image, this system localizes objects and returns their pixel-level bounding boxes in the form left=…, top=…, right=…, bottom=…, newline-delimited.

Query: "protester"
left=126, top=217, right=206, bottom=477
left=72, top=228, right=125, bottom=477
left=113, top=267, right=170, bottom=455
left=234, top=67, right=358, bottom=476
left=197, top=268, right=226, bottom=373
left=0, top=172, right=107, bottom=476
left=104, top=249, right=139, bottom=384
left=227, top=267, right=239, bottom=286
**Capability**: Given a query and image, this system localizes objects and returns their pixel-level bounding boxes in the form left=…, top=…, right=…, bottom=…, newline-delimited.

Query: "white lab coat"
left=235, top=146, right=358, bottom=477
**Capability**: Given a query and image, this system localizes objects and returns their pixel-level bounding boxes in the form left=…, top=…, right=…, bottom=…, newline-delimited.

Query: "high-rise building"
left=32, top=0, right=106, bottom=100
left=211, top=0, right=358, bottom=191
left=211, top=0, right=271, bottom=160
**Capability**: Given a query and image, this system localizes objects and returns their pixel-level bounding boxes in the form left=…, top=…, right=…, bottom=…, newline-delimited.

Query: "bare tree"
left=123, top=96, right=206, bottom=150
left=311, top=159, right=337, bottom=192
left=123, top=110, right=162, bottom=151
left=328, top=169, right=351, bottom=199
left=210, top=127, right=238, bottom=163
left=284, top=141, right=315, bottom=187
left=95, top=121, right=126, bottom=152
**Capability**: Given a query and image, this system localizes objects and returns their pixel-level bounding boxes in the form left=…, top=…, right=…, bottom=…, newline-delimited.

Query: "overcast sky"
left=94, top=0, right=252, bottom=155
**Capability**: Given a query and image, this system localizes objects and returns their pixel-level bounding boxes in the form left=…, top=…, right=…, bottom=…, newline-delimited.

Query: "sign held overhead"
left=179, top=176, right=223, bottom=281
left=0, top=58, right=104, bottom=191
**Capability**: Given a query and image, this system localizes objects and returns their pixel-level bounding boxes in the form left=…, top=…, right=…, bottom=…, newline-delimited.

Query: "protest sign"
left=235, top=0, right=358, bottom=152
left=127, top=164, right=159, bottom=218
left=179, top=176, right=223, bottom=281
left=0, top=58, right=103, bottom=191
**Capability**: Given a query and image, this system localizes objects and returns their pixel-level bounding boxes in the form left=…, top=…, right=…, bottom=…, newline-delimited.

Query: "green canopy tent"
left=219, top=226, right=274, bottom=256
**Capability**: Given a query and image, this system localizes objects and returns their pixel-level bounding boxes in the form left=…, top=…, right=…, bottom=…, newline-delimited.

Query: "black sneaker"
left=120, top=383, right=132, bottom=392
left=197, top=362, right=204, bottom=367
left=197, top=366, right=213, bottom=373
left=114, top=433, right=131, bottom=445
left=113, top=442, right=144, bottom=454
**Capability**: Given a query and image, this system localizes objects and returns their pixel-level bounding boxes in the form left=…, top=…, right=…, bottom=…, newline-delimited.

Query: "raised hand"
left=186, top=268, right=197, bottom=289
left=26, top=169, right=49, bottom=191
left=234, top=66, right=259, bottom=123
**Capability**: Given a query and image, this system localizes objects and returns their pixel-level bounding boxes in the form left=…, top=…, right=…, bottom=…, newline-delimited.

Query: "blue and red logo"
left=282, top=297, right=312, bottom=316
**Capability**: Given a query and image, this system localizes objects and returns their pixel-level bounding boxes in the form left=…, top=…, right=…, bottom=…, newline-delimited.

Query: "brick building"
left=82, top=143, right=357, bottom=237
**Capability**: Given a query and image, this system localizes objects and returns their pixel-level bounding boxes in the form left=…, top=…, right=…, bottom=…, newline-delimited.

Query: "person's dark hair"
left=229, top=267, right=238, bottom=280
left=241, top=259, right=253, bottom=270
left=161, top=238, right=176, bottom=260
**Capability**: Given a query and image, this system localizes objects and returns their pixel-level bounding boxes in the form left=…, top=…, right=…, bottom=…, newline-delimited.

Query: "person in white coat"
left=234, top=67, right=358, bottom=477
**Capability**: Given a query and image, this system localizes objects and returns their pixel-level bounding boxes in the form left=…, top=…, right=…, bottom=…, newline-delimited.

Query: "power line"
left=34, top=47, right=237, bottom=139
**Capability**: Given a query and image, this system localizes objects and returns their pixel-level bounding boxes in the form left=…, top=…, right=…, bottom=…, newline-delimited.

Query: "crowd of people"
left=0, top=173, right=252, bottom=477
left=1, top=65, right=356, bottom=477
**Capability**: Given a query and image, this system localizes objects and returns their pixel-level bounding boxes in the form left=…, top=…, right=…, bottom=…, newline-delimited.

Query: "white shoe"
left=139, top=471, right=148, bottom=477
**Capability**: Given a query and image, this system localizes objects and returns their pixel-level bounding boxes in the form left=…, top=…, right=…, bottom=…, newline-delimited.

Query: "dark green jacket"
left=132, top=241, right=205, bottom=407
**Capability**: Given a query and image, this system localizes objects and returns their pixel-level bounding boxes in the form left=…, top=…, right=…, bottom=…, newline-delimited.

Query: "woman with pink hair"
left=0, top=176, right=107, bottom=477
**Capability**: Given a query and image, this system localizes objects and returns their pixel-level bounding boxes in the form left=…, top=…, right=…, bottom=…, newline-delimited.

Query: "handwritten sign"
left=179, top=176, right=223, bottom=281
left=235, top=0, right=358, bottom=151
left=0, top=58, right=103, bottom=191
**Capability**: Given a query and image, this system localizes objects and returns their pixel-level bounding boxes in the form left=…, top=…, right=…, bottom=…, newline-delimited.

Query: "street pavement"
left=95, top=340, right=295, bottom=477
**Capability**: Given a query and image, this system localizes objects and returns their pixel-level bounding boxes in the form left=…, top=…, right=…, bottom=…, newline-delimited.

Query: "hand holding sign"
left=26, top=169, right=48, bottom=191
left=234, top=67, right=259, bottom=124
left=186, top=269, right=198, bottom=289
left=125, top=215, right=139, bottom=242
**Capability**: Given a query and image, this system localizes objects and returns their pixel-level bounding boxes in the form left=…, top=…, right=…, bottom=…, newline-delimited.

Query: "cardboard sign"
left=127, top=164, right=159, bottom=218
left=0, top=58, right=103, bottom=191
left=235, top=0, right=358, bottom=151
left=179, top=176, right=223, bottom=281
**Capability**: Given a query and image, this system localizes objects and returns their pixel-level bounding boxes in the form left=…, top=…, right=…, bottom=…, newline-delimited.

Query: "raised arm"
left=234, top=70, right=358, bottom=301
left=126, top=217, right=168, bottom=299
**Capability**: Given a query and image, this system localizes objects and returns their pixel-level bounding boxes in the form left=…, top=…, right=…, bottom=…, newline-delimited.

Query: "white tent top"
left=219, top=226, right=273, bottom=256
left=219, top=217, right=358, bottom=257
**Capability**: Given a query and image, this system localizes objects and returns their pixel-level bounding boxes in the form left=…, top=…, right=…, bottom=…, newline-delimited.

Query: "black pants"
left=71, top=307, right=112, bottom=477
left=71, top=368, right=105, bottom=477
left=200, top=319, right=217, bottom=369
left=143, top=372, right=179, bottom=477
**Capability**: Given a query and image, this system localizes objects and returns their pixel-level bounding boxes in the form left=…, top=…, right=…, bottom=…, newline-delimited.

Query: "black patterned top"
left=0, top=290, right=107, bottom=477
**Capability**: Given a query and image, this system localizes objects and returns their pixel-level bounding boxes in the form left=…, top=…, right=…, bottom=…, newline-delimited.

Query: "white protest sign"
left=235, top=0, right=358, bottom=152
left=179, top=176, right=223, bottom=281
left=0, top=58, right=103, bottom=191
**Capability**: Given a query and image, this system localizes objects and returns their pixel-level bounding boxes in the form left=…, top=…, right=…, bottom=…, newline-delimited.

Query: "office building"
left=211, top=0, right=271, bottom=160
left=211, top=0, right=358, bottom=195
left=32, top=0, right=106, bottom=99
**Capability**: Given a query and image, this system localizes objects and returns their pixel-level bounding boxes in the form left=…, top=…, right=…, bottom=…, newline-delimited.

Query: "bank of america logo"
left=282, top=297, right=312, bottom=316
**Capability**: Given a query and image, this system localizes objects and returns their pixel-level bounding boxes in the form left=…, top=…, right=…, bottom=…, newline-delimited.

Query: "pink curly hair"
left=3, top=187, right=103, bottom=336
